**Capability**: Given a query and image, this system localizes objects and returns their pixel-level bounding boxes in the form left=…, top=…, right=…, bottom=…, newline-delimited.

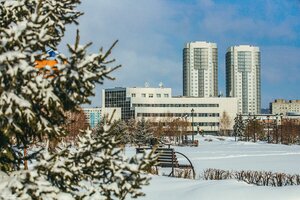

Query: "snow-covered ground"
left=127, top=135, right=300, bottom=200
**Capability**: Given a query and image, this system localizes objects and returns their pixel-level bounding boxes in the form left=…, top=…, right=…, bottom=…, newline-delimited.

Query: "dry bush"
left=174, top=168, right=193, bottom=179
left=203, top=168, right=232, bottom=180
left=148, top=166, right=159, bottom=175
left=202, top=168, right=300, bottom=187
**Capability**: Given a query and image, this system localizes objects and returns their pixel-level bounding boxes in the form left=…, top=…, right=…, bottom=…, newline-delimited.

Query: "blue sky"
left=60, top=0, right=300, bottom=108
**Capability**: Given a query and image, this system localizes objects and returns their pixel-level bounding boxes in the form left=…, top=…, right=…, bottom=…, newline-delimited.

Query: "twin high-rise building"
left=226, top=45, right=261, bottom=114
left=183, top=41, right=218, bottom=98
left=183, top=42, right=261, bottom=114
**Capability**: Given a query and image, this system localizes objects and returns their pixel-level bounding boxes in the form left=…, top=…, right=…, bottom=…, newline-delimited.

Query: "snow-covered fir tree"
left=0, top=0, right=156, bottom=199
left=109, top=120, right=126, bottom=139
left=109, top=119, right=134, bottom=145
left=134, top=118, right=154, bottom=145
left=233, top=114, right=245, bottom=141
left=1, top=126, right=156, bottom=200
left=0, top=0, right=119, bottom=169
left=124, top=118, right=138, bottom=145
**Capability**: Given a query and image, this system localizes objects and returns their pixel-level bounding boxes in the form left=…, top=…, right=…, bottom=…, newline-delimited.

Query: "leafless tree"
left=63, top=108, right=89, bottom=142
left=245, top=118, right=264, bottom=142
left=280, top=119, right=300, bottom=145
left=219, top=111, right=232, bottom=136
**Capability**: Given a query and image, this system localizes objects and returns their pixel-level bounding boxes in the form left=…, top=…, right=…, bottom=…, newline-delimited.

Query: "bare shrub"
left=203, top=168, right=232, bottom=180
left=174, top=168, right=193, bottom=179
left=148, top=166, right=158, bottom=175
left=202, top=168, right=300, bottom=187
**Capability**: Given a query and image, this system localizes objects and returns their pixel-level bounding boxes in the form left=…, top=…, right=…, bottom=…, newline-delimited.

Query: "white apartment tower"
left=226, top=45, right=261, bottom=114
left=183, top=41, right=218, bottom=97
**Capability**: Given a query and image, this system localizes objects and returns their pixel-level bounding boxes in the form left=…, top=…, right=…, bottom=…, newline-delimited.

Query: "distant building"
left=183, top=41, right=218, bottom=97
left=260, top=108, right=270, bottom=114
left=102, top=86, right=238, bottom=134
left=226, top=45, right=261, bottom=114
left=270, top=99, right=300, bottom=116
left=82, top=107, right=102, bottom=129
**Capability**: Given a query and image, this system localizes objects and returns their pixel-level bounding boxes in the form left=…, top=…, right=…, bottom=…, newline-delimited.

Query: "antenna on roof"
left=145, top=82, right=150, bottom=88
left=218, top=91, right=223, bottom=97
left=159, top=82, right=164, bottom=88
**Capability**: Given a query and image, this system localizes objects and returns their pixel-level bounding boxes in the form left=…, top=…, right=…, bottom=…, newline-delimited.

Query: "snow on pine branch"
left=53, top=31, right=121, bottom=105
left=0, top=127, right=156, bottom=200
left=0, top=0, right=120, bottom=154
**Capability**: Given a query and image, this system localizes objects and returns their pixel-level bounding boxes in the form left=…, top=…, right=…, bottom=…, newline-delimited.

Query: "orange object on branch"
left=35, top=60, right=60, bottom=78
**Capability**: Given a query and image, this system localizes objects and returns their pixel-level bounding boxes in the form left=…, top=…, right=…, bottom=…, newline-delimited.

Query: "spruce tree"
left=135, top=118, right=154, bottom=145
left=2, top=126, right=156, bottom=199
left=0, top=0, right=119, bottom=170
left=233, top=114, right=245, bottom=141
left=125, top=118, right=138, bottom=145
left=0, top=0, right=156, bottom=199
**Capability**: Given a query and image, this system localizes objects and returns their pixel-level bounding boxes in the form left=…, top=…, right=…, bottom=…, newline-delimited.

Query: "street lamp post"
left=275, top=115, right=279, bottom=144
left=191, top=108, right=194, bottom=143
left=247, top=113, right=251, bottom=141
left=280, top=114, right=283, bottom=144
left=267, top=115, right=270, bottom=143
left=182, top=114, right=188, bottom=144
left=297, top=119, right=300, bottom=145
left=253, top=115, right=256, bottom=142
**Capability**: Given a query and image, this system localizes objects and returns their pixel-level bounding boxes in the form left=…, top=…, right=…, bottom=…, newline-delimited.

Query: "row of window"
left=192, top=122, right=219, bottom=126
left=133, top=103, right=219, bottom=108
left=137, top=113, right=220, bottom=117
left=131, top=93, right=169, bottom=98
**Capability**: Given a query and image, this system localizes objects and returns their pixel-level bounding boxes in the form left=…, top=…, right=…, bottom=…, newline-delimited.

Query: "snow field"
left=126, top=135, right=300, bottom=200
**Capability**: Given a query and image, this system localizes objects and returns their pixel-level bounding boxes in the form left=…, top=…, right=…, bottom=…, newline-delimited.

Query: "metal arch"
left=175, top=151, right=196, bottom=179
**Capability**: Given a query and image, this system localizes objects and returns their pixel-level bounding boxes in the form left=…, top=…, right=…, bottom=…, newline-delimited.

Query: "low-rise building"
left=82, top=107, right=102, bottom=129
left=102, top=86, right=238, bottom=134
left=270, top=99, right=300, bottom=116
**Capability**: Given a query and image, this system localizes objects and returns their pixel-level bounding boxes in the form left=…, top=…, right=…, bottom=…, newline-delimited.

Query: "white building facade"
left=102, top=87, right=238, bottom=134
left=226, top=45, right=261, bottom=114
left=183, top=41, right=218, bottom=97
left=270, top=99, right=300, bottom=116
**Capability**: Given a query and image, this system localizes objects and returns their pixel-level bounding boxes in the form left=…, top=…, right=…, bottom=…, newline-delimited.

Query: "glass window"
left=164, top=94, right=169, bottom=98
left=149, top=94, right=153, bottom=98
left=131, top=93, right=136, bottom=97
left=141, top=93, right=146, bottom=97
left=156, top=94, right=161, bottom=98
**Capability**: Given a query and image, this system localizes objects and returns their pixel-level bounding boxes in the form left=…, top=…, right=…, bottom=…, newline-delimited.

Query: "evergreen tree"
left=0, top=0, right=156, bottom=199
left=124, top=118, right=138, bottom=145
left=0, top=0, right=119, bottom=170
left=2, top=126, right=156, bottom=199
left=134, top=118, right=154, bottom=145
left=233, top=114, right=245, bottom=141
left=109, top=119, right=128, bottom=145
